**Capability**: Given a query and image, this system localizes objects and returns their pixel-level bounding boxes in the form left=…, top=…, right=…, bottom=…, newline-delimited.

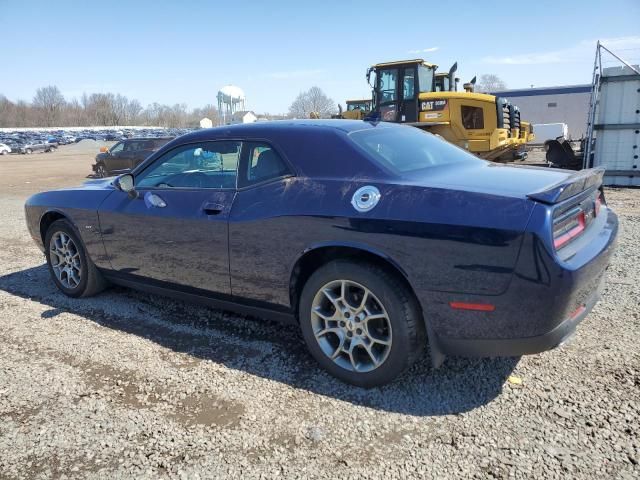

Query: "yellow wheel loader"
left=365, top=59, right=531, bottom=161
left=333, top=99, right=372, bottom=120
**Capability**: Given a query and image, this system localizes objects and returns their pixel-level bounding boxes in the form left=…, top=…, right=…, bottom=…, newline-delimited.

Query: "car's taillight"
left=553, top=208, right=586, bottom=249
left=595, top=196, right=602, bottom=216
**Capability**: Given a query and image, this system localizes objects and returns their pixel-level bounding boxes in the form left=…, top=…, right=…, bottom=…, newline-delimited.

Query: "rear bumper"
left=437, top=275, right=604, bottom=357
left=428, top=207, right=618, bottom=358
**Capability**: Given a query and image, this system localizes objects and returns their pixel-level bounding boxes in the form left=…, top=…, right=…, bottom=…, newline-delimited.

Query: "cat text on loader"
left=366, top=59, right=523, bottom=161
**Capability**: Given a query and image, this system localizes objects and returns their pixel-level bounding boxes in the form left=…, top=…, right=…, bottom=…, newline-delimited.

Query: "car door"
left=399, top=66, right=418, bottom=123
left=376, top=68, right=399, bottom=122
left=228, top=141, right=294, bottom=304
left=98, top=140, right=241, bottom=295
left=129, top=140, right=153, bottom=170
left=106, top=141, right=128, bottom=173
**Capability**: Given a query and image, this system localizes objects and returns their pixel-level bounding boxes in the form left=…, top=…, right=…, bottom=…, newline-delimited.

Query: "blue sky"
left=1, top=0, right=639, bottom=114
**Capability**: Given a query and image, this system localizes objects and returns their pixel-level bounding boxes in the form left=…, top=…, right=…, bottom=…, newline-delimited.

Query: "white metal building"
left=227, top=111, right=257, bottom=125
left=492, top=85, right=591, bottom=139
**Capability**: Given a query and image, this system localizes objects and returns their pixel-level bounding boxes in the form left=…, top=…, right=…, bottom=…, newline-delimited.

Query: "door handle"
left=202, top=202, right=224, bottom=215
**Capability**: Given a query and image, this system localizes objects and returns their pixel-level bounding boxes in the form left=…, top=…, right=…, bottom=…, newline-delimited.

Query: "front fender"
left=25, top=188, right=114, bottom=267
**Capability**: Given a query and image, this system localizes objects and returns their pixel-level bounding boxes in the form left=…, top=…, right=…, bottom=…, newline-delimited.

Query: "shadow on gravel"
left=1, top=265, right=519, bottom=416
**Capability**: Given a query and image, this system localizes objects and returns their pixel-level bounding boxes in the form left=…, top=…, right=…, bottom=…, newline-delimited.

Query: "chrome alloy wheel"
left=49, top=232, right=82, bottom=289
left=311, top=280, right=392, bottom=372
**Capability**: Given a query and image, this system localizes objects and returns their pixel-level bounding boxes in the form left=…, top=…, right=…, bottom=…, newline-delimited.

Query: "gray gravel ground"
left=0, top=150, right=638, bottom=478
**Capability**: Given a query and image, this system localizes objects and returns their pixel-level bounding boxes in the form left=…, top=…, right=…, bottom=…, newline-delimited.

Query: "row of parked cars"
left=0, top=127, right=192, bottom=155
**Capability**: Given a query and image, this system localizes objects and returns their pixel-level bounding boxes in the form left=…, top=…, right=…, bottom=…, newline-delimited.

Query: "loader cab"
left=368, top=59, right=436, bottom=123
left=341, top=99, right=372, bottom=120
left=435, top=74, right=452, bottom=92
left=346, top=99, right=372, bottom=113
left=435, top=62, right=458, bottom=92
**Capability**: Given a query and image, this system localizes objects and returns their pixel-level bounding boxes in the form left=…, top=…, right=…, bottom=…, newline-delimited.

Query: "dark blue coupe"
left=25, top=120, right=618, bottom=387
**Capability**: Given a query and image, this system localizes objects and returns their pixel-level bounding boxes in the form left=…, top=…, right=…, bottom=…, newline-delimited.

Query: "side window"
left=136, top=141, right=240, bottom=189
left=239, top=143, right=290, bottom=187
left=110, top=142, right=124, bottom=154
left=461, top=106, right=484, bottom=130
left=124, top=141, right=141, bottom=152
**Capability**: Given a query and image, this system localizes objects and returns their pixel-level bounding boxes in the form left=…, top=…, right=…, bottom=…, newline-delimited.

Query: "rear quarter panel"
left=229, top=177, right=533, bottom=309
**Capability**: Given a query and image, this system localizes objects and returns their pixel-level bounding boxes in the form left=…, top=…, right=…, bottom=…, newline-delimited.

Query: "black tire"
left=44, top=219, right=108, bottom=298
left=26, top=148, right=32, bottom=154
left=95, top=162, right=107, bottom=178
left=299, top=260, right=425, bottom=387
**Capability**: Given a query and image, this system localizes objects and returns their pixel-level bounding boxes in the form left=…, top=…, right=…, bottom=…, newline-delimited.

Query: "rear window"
left=349, top=126, right=480, bottom=174
left=461, top=106, right=484, bottom=129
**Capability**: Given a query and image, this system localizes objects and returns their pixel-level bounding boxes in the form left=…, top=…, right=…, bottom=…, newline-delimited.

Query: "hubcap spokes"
left=311, top=280, right=392, bottom=373
left=50, top=232, right=82, bottom=289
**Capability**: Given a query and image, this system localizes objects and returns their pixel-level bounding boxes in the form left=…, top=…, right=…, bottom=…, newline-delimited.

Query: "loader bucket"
left=545, top=139, right=583, bottom=170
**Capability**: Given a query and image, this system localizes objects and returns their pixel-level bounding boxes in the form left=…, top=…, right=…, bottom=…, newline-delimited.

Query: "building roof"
left=230, top=110, right=255, bottom=118
left=491, top=84, right=591, bottom=98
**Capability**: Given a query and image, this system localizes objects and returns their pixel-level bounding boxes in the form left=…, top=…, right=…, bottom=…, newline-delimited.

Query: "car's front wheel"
left=299, top=260, right=425, bottom=387
left=95, top=162, right=107, bottom=178
left=45, top=219, right=107, bottom=298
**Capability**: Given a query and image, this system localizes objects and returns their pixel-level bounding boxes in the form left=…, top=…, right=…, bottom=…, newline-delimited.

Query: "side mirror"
left=114, top=174, right=136, bottom=197
left=99, top=146, right=108, bottom=153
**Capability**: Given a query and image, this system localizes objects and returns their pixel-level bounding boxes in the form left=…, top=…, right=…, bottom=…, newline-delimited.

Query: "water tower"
left=217, top=85, right=246, bottom=125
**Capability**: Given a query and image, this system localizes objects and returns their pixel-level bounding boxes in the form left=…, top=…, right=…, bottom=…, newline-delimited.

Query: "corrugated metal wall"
left=593, top=66, right=640, bottom=186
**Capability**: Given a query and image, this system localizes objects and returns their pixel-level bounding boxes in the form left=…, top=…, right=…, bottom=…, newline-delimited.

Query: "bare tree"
left=1, top=86, right=218, bottom=127
left=288, top=86, right=336, bottom=118
left=476, top=74, right=507, bottom=93
left=0, top=95, right=15, bottom=127
left=32, top=86, right=66, bottom=126
left=189, top=103, right=219, bottom=127
left=125, top=99, right=143, bottom=124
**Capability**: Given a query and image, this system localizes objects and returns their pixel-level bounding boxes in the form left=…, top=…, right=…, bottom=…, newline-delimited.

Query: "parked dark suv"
left=93, top=137, right=173, bottom=177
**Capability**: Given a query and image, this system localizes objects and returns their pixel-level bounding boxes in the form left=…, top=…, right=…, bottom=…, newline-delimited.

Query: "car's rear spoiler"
left=527, top=167, right=605, bottom=204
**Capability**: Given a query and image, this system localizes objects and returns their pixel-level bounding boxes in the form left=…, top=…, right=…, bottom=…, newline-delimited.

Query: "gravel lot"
left=0, top=145, right=638, bottom=479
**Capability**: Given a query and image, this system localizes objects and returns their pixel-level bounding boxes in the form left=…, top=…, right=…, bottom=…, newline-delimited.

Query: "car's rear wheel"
left=299, top=260, right=425, bottom=387
left=45, top=219, right=107, bottom=298
left=95, top=162, right=107, bottom=178
left=26, top=148, right=32, bottom=154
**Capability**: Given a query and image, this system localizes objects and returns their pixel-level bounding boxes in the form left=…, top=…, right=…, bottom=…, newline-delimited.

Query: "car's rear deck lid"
left=527, top=167, right=605, bottom=204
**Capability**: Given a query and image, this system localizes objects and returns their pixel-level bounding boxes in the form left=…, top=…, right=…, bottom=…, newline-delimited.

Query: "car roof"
left=176, top=119, right=399, bottom=143
left=125, top=136, right=174, bottom=141
left=151, top=120, right=404, bottom=180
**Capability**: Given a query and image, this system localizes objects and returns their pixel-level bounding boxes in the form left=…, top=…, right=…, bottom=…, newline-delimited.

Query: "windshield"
left=349, top=126, right=481, bottom=175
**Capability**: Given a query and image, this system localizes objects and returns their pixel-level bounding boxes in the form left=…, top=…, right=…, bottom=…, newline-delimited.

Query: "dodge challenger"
left=24, top=120, right=618, bottom=387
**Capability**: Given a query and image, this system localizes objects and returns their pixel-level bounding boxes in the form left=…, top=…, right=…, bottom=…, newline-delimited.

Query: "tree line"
left=0, top=79, right=505, bottom=128
left=0, top=86, right=220, bottom=128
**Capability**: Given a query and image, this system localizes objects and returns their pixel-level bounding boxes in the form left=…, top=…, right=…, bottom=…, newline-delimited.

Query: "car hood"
left=48, top=177, right=116, bottom=192
left=405, top=161, right=573, bottom=199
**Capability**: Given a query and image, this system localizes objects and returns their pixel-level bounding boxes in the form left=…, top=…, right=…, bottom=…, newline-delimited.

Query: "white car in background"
left=0, top=143, right=12, bottom=155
